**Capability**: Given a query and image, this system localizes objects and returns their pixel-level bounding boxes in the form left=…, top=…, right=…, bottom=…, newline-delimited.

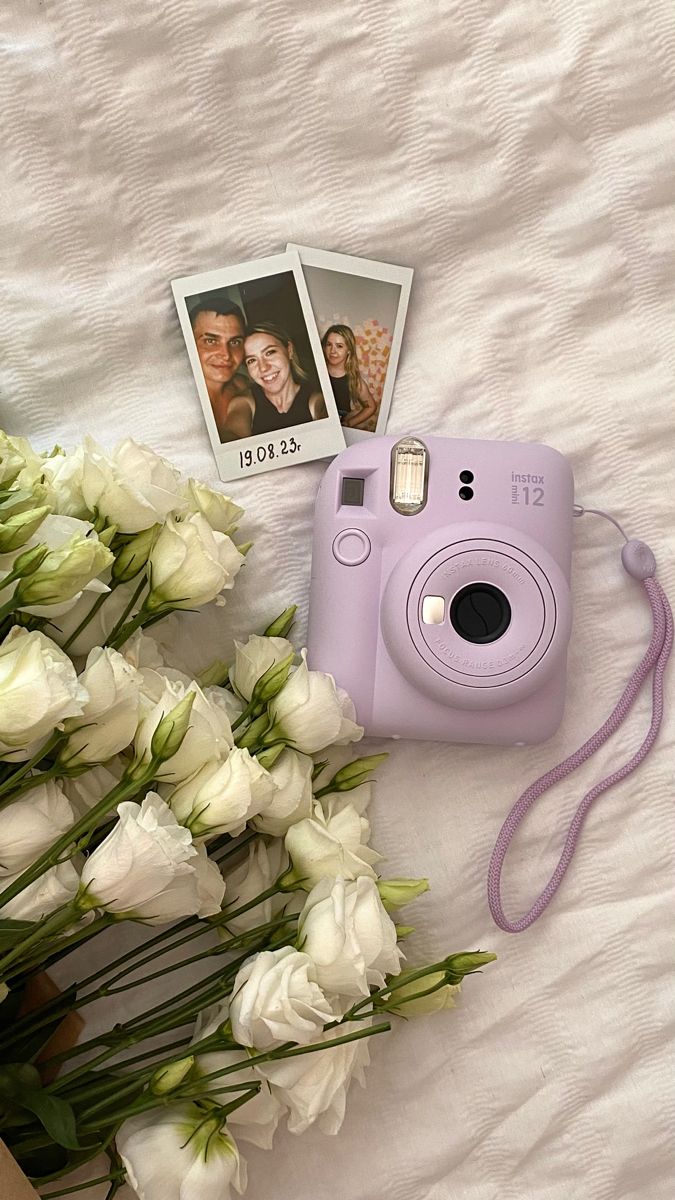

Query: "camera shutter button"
left=332, top=528, right=371, bottom=567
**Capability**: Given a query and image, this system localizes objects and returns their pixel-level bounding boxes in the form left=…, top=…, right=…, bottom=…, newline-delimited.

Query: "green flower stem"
left=0, top=761, right=160, bottom=929
left=0, top=595, right=18, bottom=623
left=229, top=701, right=255, bottom=733
left=106, top=914, right=293, bottom=998
left=103, top=577, right=146, bottom=648
left=15, top=914, right=116, bottom=979
left=40, top=1172, right=125, bottom=1199
left=0, top=730, right=63, bottom=802
left=212, top=829, right=259, bottom=862
left=74, top=1024, right=389, bottom=1137
left=46, top=951, right=256, bottom=1081
left=0, top=900, right=82, bottom=978
left=79, top=1078, right=257, bottom=1136
left=179, top=1020, right=392, bottom=1094
left=0, top=761, right=62, bottom=810
left=60, top=589, right=112, bottom=653
left=344, top=959, right=453, bottom=1018
left=62, top=880, right=283, bottom=1003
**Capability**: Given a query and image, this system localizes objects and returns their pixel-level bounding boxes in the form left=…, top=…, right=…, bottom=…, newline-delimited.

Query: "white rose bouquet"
left=0, top=430, right=494, bottom=1199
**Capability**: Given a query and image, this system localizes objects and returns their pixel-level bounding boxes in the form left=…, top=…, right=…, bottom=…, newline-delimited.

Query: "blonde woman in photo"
left=321, top=324, right=377, bottom=430
left=226, top=322, right=327, bottom=438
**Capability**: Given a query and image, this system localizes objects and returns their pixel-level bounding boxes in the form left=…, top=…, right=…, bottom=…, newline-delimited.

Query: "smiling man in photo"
left=189, top=297, right=252, bottom=441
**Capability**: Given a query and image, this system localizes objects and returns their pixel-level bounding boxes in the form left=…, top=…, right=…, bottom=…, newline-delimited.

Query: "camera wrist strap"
left=487, top=506, right=673, bottom=933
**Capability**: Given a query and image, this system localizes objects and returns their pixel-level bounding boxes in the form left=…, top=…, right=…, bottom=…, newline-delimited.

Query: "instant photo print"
left=288, top=244, right=413, bottom=444
left=172, top=252, right=346, bottom=482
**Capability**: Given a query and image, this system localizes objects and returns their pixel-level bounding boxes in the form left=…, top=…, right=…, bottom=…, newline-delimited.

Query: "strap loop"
left=487, top=517, right=673, bottom=933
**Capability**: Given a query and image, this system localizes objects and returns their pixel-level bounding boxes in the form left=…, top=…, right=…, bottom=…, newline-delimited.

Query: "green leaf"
left=22, top=1087, right=80, bottom=1149
left=0, top=1063, right=80, bottom=1149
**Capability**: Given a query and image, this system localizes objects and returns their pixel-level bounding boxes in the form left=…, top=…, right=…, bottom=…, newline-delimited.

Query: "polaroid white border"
left=171, top=251, right=346, bottom=482
left=287, top=244, right=413, bottom=444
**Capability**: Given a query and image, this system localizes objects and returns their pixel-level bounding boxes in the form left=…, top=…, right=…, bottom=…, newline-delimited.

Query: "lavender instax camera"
left=307, top=435, right=574, bottom=745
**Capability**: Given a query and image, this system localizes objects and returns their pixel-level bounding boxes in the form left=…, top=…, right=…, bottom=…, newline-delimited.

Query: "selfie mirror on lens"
left=308, top=434, right=574, bottom=746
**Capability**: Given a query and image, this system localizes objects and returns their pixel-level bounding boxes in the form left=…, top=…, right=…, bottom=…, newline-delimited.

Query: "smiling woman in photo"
left=227, top=322, right=327, bottom=437
left=321, top=324, right=377, bottom=430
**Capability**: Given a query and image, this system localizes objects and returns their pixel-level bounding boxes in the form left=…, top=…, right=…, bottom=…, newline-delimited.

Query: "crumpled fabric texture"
left=2, top=2, right=675, bottom=1198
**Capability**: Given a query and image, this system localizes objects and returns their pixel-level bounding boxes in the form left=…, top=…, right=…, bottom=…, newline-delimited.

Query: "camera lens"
left=459, top=470, right=474, bottom=483
left=458, top=486, right=473, bottom=501
left=449, top=583, right=511, bottom=644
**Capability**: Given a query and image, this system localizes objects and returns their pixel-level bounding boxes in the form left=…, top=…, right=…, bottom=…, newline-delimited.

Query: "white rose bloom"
left=182, top=479, right=244, bottom=535
left=299, top=876, right=403, bottom=1002
left=285, top=802, right=381, bottom=890
left=81, top=437, right=185, bottom=533
left=40, top=446, right=88, bottom=518
left=0, top=432, right=28, bottom=485
left=204, top=683, right=245, bottom=725
left=121, top=629, right=167, bottom=672
left=231, top=634, right=295, bottom=702
left=146, top=514, right=244, bottom=611
left=80, top=792, right=224, bottom=923
left=251, top=749, right=314, bottom=838
left=230, top=946, right=333, bottom=1050
left=257, top=1018, right=371, bottom=1135
left=269, top=652, right=363, bottom=754
left=0, top=627, right=88, bottom=761
left=117, top=1105, right=246, bottom=1200
left=8, top=514, right=112, bottom=618
left=191, top=1007, right=283, bottom=1149
left=134, top=679, right=233, bottom=782
left=0, top=860, right=80, bottom=921
left=168, top=749, right=275, bottom=837
left=142, top=841, right=225, bottom=924
left=221, top=838, right=289, bottom=936
left=0, top=778, right=75, bottom=876
left=62, top=646, right=141, bottom=764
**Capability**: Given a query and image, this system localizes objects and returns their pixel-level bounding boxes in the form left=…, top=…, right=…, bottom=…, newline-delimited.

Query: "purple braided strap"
left=487, top=574, right=673, bottom=933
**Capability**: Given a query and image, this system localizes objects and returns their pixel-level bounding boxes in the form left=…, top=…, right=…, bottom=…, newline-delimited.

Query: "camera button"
left=332, top=528, right=371, bottom=567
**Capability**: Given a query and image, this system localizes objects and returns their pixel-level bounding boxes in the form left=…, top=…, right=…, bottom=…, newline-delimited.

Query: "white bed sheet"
left=2, top=1, right=675, bottom=1197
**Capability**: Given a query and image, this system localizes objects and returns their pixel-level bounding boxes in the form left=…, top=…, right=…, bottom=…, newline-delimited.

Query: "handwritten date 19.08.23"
left=239, top=436, right=301, bottom=469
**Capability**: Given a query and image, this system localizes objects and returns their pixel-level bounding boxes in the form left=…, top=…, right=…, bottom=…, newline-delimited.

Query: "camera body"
left=307, top=434, right=574, bottom=745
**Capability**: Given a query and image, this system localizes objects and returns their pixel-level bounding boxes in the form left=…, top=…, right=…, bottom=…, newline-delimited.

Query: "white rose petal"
left=231, top=634, right=295, bottom=703
left=0, top=778, right=74, bottom=876
left=221, top=838, right=289, bottom=936
left=134, top=679, right=233, bottom=783
left=147, top=514, right=244, bottom=610
left=62, top=646, right=141, bottom=764
left=80, top=792, right=224, bottom=923
left=0, top=627, right=88, bottom=760
left=40, top=446, right=88, bottom=518
left=168, top=748, right=275, bottom=837
left=182, top=479, right=244, bottom=534
left=256, top=1018, right=371, bottom=1135
left=0, top=860, right=80, bottom=921
left=230, top=946, right=333, bottom=1050
left=285, top=802, right=381, bottom=889
left=117, top=1105, right=246, bottom=1200
left=299, top=876, right=403, bottom=1003
left=81, top=437, right=186, bottom=533
left=269, top=652, right=363, bottom=754
left=251, top=748, right=314, bottom=839
left=63, top=758, right=125, bottom=820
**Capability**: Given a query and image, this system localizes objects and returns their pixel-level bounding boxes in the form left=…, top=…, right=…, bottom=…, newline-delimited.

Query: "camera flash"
left=390, top=437, right=428, bottom=514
